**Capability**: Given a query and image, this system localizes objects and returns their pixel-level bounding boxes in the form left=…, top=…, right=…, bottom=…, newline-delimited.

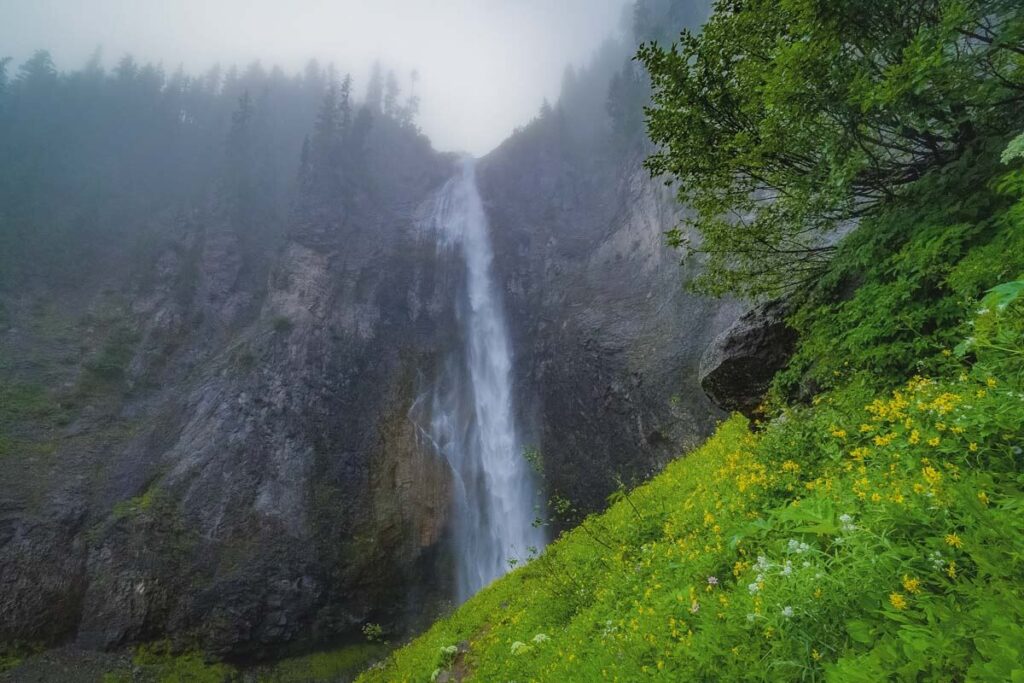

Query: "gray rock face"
left=477, top=120, right=742, bottom=516
left=698, top=299, right=797, bottom=418
left=0, top=111, right=741, bottom=658
left=0, top=119, right=459, bottom=658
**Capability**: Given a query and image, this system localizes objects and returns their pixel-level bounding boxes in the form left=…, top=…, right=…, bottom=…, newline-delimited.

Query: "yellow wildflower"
left=968, top=442, right=978, bottom=452
left=986, top=377, right=997, bottom=388
left=922, top=466, right=942, bottom=486
left=908, top=430, right=920, bottom=445
left=927, top=436, right=940, bottom=447
left=977, top=491, right=989, bottom=506
left=944, top=533, right=963, bottom=549
left=874, top=433, right=896, bottom=446
left=947, top=561, right=957, bottom=579
left=830, top=427, right=847, bottom=439
left=889, top=593, right=908, bottom=610
left=902, top=575, right=921, bottom=594
left=850, top=447, right=870, bottom=461
left=811, top=649, right=821, bottom=661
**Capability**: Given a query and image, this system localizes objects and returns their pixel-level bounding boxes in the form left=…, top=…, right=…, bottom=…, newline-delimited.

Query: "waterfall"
left=419, top=157, right=545, bottom=603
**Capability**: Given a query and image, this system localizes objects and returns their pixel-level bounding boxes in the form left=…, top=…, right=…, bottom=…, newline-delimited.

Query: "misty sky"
left=0, top=0, right=630, bottom=155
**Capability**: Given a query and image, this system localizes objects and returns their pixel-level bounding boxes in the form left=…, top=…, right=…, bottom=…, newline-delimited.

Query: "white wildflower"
left=787, top=539, right=810, bottom=554
left=781, top=606, right=794, bottom=619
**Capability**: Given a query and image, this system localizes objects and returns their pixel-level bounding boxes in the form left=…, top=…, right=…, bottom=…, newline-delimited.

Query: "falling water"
left=419, top=157, right=545, bottom=603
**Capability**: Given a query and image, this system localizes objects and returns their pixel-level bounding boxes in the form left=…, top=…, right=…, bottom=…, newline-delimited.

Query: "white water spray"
left=419, top=157, right=545, bottom=602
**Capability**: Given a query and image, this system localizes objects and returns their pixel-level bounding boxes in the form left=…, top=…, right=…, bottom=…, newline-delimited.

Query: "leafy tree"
left=639, top=0, right=1024, bottom=298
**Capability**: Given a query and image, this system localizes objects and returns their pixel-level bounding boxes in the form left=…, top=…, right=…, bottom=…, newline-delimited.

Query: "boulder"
left=699, top=300, right=797, bottom=418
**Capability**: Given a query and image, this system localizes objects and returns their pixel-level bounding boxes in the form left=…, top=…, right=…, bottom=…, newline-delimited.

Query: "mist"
left=0, top=0, right=629, bottom=154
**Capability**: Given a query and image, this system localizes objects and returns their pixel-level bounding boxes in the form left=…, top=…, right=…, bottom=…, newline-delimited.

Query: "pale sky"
left=0, top=0, right=630, bottom=154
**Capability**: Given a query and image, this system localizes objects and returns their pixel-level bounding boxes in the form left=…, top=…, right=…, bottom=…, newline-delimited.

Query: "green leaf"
left=846, top=620, right=874, bottom=644
left=1001, top=132, right=1024, bottom=165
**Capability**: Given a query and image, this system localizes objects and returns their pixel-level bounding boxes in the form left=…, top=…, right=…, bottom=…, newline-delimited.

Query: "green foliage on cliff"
left=640, top=0, right=1024, bottom=298
left=772, top=143, right=1024, bottom=400
left=0, top=381, right=61, bottom=459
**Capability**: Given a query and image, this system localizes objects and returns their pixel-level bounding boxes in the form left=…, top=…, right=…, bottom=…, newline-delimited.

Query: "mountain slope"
left=357, top=310, right=1024, bottom=682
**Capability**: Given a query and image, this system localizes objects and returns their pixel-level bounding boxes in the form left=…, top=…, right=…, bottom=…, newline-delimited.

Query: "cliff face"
left=0, top=117, right=460, bottom=658
left=0, top=108, right=738, bottom=660
left=478, top=118, right=741, bottom=515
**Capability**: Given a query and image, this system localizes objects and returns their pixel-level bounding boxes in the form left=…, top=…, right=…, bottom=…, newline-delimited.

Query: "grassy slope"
left=358, top=372, right=1023, bottom=682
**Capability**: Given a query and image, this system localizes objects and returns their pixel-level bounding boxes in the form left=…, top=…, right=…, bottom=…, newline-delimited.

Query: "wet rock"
left=698, top=299, right=797, bottom=418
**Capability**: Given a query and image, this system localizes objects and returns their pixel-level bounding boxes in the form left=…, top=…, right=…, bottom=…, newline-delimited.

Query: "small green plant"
left=84, top=326, right=139, bottom=383
left=521, top=445, right=543, bottom=474
left=362, top=622, right=385, bottom=643
left=261, top=643, right=387, bottom=681
left=111, top=482, right=161, bottom=520
left=132, top=642, right=236, bottom=682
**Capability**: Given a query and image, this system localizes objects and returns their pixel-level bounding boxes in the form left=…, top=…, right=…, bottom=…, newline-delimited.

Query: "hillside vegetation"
left=356, top=0, right=1024, bottom=680
left=356, top=292, right=1022, bottom=681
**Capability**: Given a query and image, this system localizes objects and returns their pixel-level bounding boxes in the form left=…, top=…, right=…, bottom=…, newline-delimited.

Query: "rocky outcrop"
left=698, top=299, right=797, bottom=418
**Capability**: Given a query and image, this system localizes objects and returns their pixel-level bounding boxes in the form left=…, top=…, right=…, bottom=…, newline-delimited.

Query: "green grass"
left=130, top=643, right=235, bottom=683
left=102, top=641, right=388, bottom=682
left=0, top=654, right=23, bottom=674
left=357, top=297, right=1024, bottom=681
left=258, top=643, right=388, bottom=682
left=110, top=480, right=163, bottom=520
